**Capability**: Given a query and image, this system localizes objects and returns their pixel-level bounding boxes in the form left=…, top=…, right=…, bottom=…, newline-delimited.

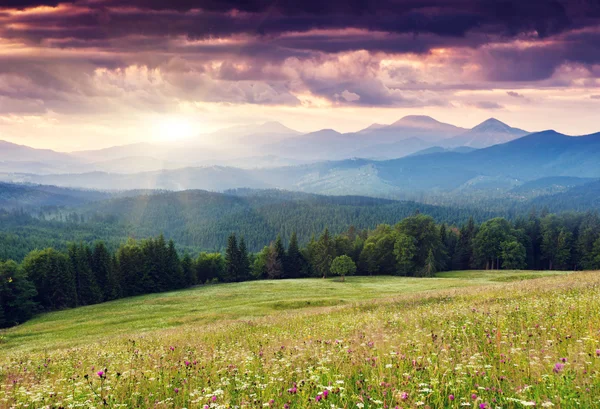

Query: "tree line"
left=2, top=210, right=600, bottom=329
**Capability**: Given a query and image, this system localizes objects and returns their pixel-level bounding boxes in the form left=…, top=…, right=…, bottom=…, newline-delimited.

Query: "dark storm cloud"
left=3, top=0, right=600, bottom=43
left=1, top=0, right=600, bottom=112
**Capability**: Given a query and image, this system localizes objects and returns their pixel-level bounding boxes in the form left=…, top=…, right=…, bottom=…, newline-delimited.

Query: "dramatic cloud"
left=0, top=0, right=599, bottom=149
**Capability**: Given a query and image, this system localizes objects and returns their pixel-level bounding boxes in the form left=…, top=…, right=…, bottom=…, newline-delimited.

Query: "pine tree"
left=23, top=248, right=78, bottom=310
left=238, top=237, right=251, bottom=281
left=0, top=260, right=37, bottom=328
left=225, top=233, right=240, bottom=282
left=181, top=253, right=196, bottom=287
left=68, top=243, right=102, bottom=306
left=166, top=239, right=183, bottom=289
left=273, top=235, right=287, bottom=277
left=265, top=243, right=283, bottom=279
left=91, top=242, right=112, bottom=301
left=315, top=228, right=335, bottom=278
left=285, top=232, right=304, bottom=278
left=423, top=248, right=437, bottom=277
left=453, top=217, right=476, bottom=270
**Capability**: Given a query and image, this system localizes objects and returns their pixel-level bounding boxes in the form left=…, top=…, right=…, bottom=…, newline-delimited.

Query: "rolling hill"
left=0, top=182, right=112, bottom=209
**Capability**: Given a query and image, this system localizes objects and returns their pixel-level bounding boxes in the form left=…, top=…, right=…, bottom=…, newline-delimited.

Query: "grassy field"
left=2, top=270, right=600, bottom=408
left=1, top=270, right=562, bottom=353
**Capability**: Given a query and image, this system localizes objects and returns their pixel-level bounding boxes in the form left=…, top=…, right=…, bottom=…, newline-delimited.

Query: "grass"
left=1, top=270, right=561, bottom=353
left=3, top=269, right=599, bottom=409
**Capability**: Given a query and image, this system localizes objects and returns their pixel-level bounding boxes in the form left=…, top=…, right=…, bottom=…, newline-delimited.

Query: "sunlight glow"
left=152, top=117, right=198, bottom=142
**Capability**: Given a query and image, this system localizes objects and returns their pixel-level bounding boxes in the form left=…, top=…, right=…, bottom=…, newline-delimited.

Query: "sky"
left=0, top=0, right=600, bottom=151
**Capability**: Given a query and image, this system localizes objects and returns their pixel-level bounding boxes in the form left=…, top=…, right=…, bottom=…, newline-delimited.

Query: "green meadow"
left=2, top=270, right=562, bottom=353
left=3, top=270, right=600, bottom=409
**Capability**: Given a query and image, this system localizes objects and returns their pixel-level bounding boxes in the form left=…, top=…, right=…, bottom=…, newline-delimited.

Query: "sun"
left=152, top=116, right=197, bottom=142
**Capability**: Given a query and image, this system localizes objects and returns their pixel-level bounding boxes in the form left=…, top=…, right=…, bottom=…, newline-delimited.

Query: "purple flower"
left=323, top=390, right=329, bottom=398
left=315, top=395, right=322, bottom=402
left=184, top=360, right=191, bottom=367
left=471, top=394, right=478, bottom=400
left=479, top=404, right=489, bottom=409
left=169, top=346, right=175, bottom=351
left=174, top=388, right=179, bottom=393
left=449, top=394, right=455, bottom=401
left=212, top=396, right=217, bottom=402
left=560, top=357, right=567, bottom=363
left=596, top=349, right=600, bottom=357
left=400, top=392, right=408, bottom=400
left=97, top=371, right=104, bottom=378
left=554, top=363, right=565, bottom=373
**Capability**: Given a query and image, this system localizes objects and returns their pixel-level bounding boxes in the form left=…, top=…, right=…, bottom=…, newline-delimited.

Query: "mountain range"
left=0, top=116, right=530, bottom=174
left=3, top=129, right=600, bottom=201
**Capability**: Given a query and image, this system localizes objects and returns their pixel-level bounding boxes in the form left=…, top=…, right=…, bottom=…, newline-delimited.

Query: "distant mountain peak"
left=392, top=115, right=441, bottom=126
left=472, top=118, right=515, bottom=132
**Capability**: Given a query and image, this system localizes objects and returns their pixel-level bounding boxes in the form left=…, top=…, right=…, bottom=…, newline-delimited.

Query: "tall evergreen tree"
left=285, top=232, right=305, bottom=278
left=314, top=228, right=335, bottom=278
left=91, top=242, right=112, bottom=301
left=273, top=235, right=287, bottom=277
left=166, top=239, right=183, bottom=289
left=23, top=248, right=77, bottom=310
left=181, top=253, right=196, bottom=287
left=117, top=239, right=146, bottom=296
left=0, top=260, right=37, bottom=328
left=265, top=243, right=284, bottom=279
left=225, top=233, right=240, bottom=282
left=423, top=249, right=437, bottom=277
left=453, top=217, right=476, bottom=270
left=68, top=243, right=102, bottom=306
left=238, top=237, right=251, bottom=281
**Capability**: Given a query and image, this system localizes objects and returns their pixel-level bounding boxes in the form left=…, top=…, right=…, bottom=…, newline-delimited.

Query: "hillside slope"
left=1, top=271, right=596, bottom=409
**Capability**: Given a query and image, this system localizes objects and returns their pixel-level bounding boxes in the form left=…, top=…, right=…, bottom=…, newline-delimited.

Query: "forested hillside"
left=0, top=189, right=497, bottom=263
left=3, top=210, right=600, bottom=329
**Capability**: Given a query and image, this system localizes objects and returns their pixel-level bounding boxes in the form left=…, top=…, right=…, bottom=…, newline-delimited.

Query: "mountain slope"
left=444, top=118, right=529, bottom=148
left=0, top=140, right=79, bottom=165
left=0, top=183, right=111, bottom=209
left=79, top=188, right=488, bottom=251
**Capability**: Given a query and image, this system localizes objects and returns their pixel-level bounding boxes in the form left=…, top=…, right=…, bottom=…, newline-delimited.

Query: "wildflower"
left=471, top=394, right=477, bottom=400
left=400, top=392, right=408, bottom=400
left=212, top=396, right=217, bottom=402
left=323, top=390, right=329, bottom=398
left=184, top=360, right=191, bottom=367
left=315, top=394, right=322, bottom=402
left=169, top=346, right=175, bottom=351
left=560, top=357, right=567, bottom=363
left=174, top=388, right=179, bottom=393
left=479, top=404, right=488, bottom=409
left=449, top=394, right=455, bottom=401
left=596, top=349, right=600, bottom=357
left=553, top=363, right=564, bottom=373
left=97, top=371, right=105, bottom=378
